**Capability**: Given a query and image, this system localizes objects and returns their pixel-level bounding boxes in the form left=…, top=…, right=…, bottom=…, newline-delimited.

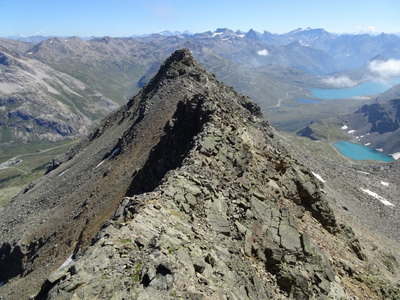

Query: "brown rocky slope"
left=0, top=45, right=118, bottom=143
left=0, top=49, right=399, bottom=299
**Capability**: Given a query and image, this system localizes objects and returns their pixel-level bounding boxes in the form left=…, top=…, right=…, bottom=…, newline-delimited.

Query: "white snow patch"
left=257, top=49, right=269, bottom=56
left=50, top=40, right=53, bottom=44
left=312, top=172, right=326, bottom=183
left=299, top=40, right=309, bottom=47
left=357, top=171, right=370, bottom=175
left=58, top=169, right=69, bottom=177
left=348, top=130, right=356, bottom=134
left=27, top=52, right=33, bottom=55
left=212, top=32, right=223, bottom=37
left=376, top=148, right=383, bottom=152
left=237, top=34, right=245, bottom=38
left=361, top=188, right=394, bottom=206
left=341, top=125, right=348, bottom=130
left=381, top=181, right=389, bottom=187
left=60, top=255, right=73, bottom=268
left=95, top=160, right=105, bottom=168
left=365, top=143, right=371, bottom=146
left=391, top=152, right=400, bottom=160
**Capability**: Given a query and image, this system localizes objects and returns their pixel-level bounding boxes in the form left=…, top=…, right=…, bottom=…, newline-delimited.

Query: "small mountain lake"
left=311, top=77, right=400, bottom=99
left=333, top=141, right=395, bottom=162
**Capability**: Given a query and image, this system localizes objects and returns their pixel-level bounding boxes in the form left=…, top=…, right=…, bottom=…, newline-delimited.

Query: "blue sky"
left=1, top=0, right=399, bottom=37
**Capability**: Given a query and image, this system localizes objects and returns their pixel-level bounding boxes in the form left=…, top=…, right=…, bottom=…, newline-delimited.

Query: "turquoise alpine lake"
left=333, top=141, right=395, bottom=162
left=311, top=77, right=400, bottom=99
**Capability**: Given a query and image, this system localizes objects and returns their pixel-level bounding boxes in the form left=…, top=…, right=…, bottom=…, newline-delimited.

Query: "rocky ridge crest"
left=0, top=49, right=399, bottom=299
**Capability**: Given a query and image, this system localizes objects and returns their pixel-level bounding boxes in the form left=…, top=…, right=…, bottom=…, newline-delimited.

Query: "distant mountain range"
left=1, top=27, right=400, bottom=145
left=5, top=27, right=400, bottom=71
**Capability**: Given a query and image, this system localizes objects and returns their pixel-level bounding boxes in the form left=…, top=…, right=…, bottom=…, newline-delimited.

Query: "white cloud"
left=257, top=49, right=269, bottom=56
left=322, top=76, right=358, bottom=88
left=368, top=59, right=400, bottom=78
left=355, top=25, right=378, bottom=34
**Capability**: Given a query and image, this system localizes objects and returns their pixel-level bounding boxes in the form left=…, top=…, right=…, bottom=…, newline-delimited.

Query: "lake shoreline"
left=333, top=141, right=395, bottom=162
left=311, top=77, right=400, bottom=100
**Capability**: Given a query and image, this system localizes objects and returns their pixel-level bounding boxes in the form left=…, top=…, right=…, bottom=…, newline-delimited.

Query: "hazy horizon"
left=2, top=0, right=399, bottom=37
left=3, top=27, right=400, bottom=40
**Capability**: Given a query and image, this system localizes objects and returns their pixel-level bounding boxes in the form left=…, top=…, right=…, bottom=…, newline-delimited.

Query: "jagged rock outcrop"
left=0, top=49, right=399, bottom=299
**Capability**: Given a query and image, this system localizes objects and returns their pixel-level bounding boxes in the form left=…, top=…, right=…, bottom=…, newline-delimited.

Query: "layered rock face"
left=0, top=50, right=399, bottom=299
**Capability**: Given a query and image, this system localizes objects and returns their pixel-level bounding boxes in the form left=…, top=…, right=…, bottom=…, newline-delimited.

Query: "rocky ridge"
left=0, top=45, right=118, bottom=142
left=281, top=134, right=400, bottom=299
left=0, top=49, right=399, bottom=299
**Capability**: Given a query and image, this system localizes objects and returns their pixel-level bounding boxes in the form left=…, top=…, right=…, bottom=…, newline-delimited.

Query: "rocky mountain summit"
left=0, top=49, right=399, bottom=299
